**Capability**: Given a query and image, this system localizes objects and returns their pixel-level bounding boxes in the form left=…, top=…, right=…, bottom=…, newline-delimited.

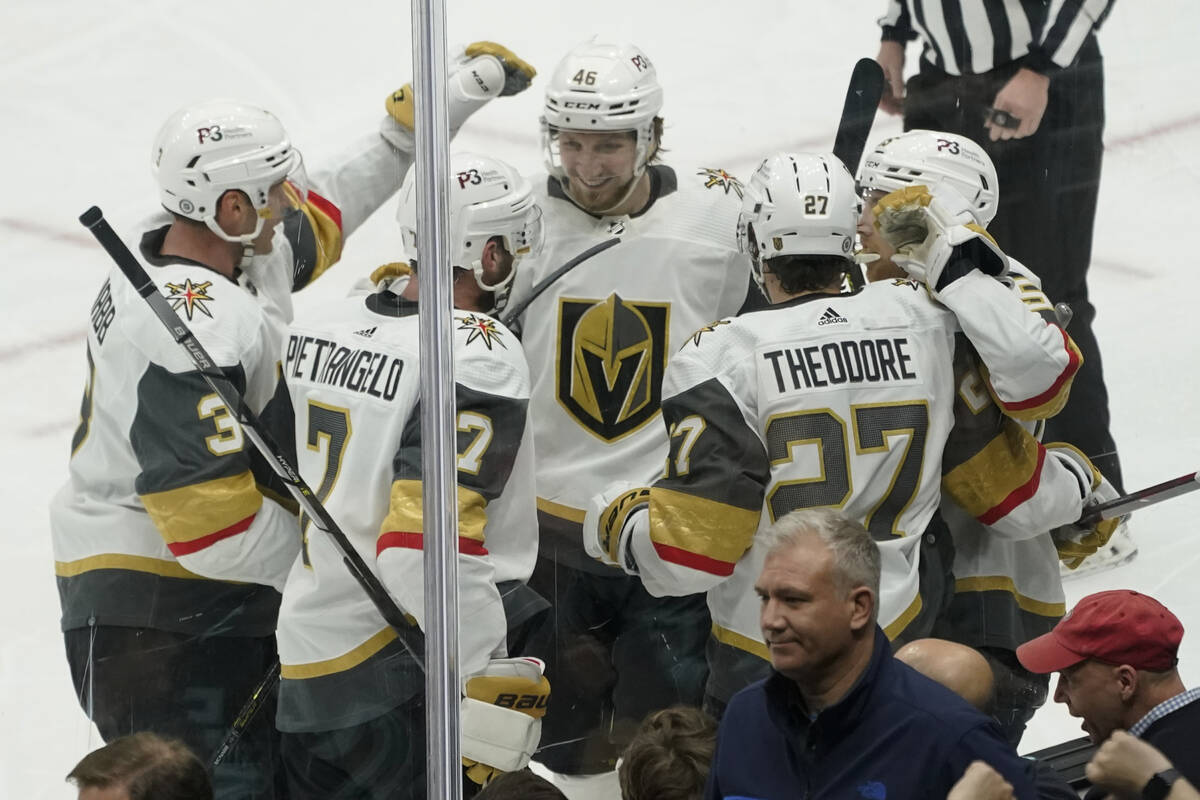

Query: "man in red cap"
left=1017, top=589, right=1199, bottom=797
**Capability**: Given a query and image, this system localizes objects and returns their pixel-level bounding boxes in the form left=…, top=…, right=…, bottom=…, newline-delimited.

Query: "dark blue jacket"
left=706, top=626, right=1037, bottom=800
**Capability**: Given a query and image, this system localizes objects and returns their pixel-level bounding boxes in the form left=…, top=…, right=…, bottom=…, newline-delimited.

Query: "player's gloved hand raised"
left=1046, top=444, right=1125, bottom=569
left=384, top=41, right=536, bottom=144
left=872, top=185, right=1008, bottom=294
left=460, top=657, right=550, bottom=786
left=583, top=482, right=649, bottom=574
left=462, top=41, right=536, bottom=96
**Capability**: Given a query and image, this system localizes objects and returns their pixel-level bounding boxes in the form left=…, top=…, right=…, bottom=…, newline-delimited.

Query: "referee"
left=870, top=1, right=1123, bottom=515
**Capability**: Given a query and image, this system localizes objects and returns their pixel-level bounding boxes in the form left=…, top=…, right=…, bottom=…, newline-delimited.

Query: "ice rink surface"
left=3, top=1, right=1198, bottom=795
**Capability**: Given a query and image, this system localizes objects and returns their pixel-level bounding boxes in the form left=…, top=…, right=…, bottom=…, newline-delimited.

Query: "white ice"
left=3, top=1, right=1197, bottom=795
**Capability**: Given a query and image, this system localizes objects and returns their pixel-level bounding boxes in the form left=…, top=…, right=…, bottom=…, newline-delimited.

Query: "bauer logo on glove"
left=583, top=482, right=650, bottom=572
left=461, top=657, right=551, bottom=786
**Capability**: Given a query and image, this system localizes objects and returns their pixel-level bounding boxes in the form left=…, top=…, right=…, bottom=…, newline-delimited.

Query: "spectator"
left=474, top=769, right=568, bottom=800
left=619, top=706, right=717, bottom=800
left=895, top=638, right=995, bottom=713
left=1086, top=731, right=1198, bottom=800
left=67, top=732, right=212, bottom=800
left=948, top=761, right=1016, bottom=800
left=705, top=509, right=1036, bottom=800
left=1016, top=589, right=1200, bottom=794
left=896, top=638, right=1077, bottom=800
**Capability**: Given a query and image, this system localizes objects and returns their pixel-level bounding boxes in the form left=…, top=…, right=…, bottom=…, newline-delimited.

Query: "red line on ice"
left=0, top=217, right=94, bottom=248
left=0, top=329, right=86, bottom=364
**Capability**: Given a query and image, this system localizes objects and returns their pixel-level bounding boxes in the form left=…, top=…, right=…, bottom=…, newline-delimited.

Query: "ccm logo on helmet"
left=494, top=693, right=549, bottom=711
left=456, top=168, right=482, bottom=189
left=196, top=125, right=223, bottom=145
left=563, top=101, right=602, bottom=110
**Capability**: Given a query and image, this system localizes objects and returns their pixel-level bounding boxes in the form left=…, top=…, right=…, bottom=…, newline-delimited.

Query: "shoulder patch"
left=455, top=313, right=507, bottom=351
left=697, top=168, right=744, bottom=199
left=688, top=319, right=731, bottom=346
left=890, top=277, right=922, bottom=291
left=164, top=278, right=216, bottom=320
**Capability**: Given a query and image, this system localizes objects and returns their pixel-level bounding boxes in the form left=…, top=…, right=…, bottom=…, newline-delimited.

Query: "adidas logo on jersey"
left=354, top=326, right=377, bottom=338
left=818, top=307, right=848, bottom=326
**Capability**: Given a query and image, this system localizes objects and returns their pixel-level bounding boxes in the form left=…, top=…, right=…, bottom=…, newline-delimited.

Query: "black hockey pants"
left=65, top=625, right=284, bottom=800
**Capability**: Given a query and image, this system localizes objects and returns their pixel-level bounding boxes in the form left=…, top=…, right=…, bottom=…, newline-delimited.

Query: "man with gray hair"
left=705, top=509, right=1037, bottom=800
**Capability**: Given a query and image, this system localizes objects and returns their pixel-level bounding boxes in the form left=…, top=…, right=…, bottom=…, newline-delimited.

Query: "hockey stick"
left=833, top=58, right=884, bottom=293
left=1076, top=470, right=1200, bottom=528
left=832, top=58, right=885, bottom=180
left=77, top=207, right=426, bottom=668
left=499, top=237, right=621, bottom=330
left=210, top=659, right=280, bottom=767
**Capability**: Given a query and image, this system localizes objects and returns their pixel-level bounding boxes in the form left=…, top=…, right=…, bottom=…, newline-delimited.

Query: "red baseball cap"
left=1016, top=590, right=1184, bottom=674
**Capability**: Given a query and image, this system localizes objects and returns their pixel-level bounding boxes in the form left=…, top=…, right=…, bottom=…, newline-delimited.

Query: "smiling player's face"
left=558, top=130, right=640, bottom=213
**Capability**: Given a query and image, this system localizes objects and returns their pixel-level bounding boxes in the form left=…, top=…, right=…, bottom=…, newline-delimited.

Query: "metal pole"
left=410, top=0, right=460, bottom=798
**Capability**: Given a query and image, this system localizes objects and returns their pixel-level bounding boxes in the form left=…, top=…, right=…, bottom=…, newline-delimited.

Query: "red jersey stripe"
left=652, top=541, right=736, bottom=577
left=977, top=444, right=1048, bottom=525
left=167, top=514, right=256, bottom=557
left=377, top=531, right=488, bottom=557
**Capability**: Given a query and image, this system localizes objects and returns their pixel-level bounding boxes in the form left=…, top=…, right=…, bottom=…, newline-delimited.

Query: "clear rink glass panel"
left=15, top=2, right=1200, bottom=799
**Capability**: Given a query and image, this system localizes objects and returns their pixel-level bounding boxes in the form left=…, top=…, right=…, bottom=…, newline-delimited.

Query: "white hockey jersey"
left=50, top=130, right=411, bottom=637
left=939, top=263, right=1100, bottom=648
left=50, top=250, right=301, bottom=637
left=275, top=287, right=537, bottom=732
left=505, top=165, right=754, bottom=572
left=620, top=271, right=1080, bottom=662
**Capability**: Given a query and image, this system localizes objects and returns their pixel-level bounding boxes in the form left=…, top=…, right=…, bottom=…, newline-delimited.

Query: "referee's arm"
left=1024, top=0, right=1117, bottom=76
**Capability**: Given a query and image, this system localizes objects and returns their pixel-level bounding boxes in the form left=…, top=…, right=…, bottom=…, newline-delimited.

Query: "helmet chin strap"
left=205, top=216, right=263, bottom=272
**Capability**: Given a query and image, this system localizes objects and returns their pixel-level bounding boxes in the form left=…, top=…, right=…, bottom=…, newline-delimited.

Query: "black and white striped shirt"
left=879, top=0, right=1116, bottom=76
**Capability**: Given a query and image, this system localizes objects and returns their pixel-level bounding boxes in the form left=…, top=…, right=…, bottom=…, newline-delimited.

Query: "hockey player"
left=502, top=40, right=757, bottom=781
left=857, top=128, right=1124, bottom=745
left=275, top=153, right=546, bottom=798
left=583, top=151, right=1084, bottom=716
left=49, top=43, right=536, bottom=799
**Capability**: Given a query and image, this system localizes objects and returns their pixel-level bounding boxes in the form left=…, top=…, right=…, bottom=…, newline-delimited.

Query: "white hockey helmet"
left=541, top=40, right=664, bottom=179
left=152, top=100, right=307, bottom=245
left=858, top=129, right=999, bottom=226
left=397, top=153, right=543, bottom=311
left=736, top=152, right=859, bottom=290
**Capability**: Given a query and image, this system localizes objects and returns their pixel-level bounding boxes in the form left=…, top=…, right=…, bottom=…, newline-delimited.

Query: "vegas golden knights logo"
left=556, top=294, right=670, bottom=442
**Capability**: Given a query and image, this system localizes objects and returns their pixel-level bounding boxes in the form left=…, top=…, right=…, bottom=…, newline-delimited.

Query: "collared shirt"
left=1130, top=687, right=1200, bottom=738
left=878, top=0, right=1116, bottom=76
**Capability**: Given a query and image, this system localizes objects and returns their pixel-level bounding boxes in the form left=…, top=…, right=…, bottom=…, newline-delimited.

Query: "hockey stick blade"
left=1077, top=470, right=1200, bottom=527
left=832, top=58, right=885, bottom=176
left=210, top=659, right=280, bottom=768
left=500, top=237, right=621, bottom=329
left=78, top=206, right=425, bottom=670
